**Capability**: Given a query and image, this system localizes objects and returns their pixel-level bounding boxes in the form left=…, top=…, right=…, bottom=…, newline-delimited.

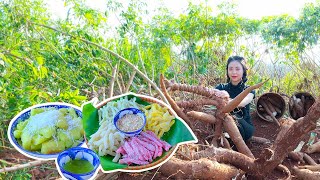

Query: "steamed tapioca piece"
left=30, top=108, right=46, bottom=116
left=41, top=139, right=65, bottom=154
left=59, top=108, right=68, bottom=115
left=57, top=130, right=73, bottom=148
left=39, top=126, right=56, bottom=139
left=30, top=142, right=42, bottom=151
left=68, top=108, right=78, bottom=119
left=56, top=113, right=68, bottom=130
left=21, top=131, right=32, bottom=150
left=32, top=133, right=50, bottom=146
left=14, top=120, right=29, bottom=138
left=69, top=126, right=83, bottom=140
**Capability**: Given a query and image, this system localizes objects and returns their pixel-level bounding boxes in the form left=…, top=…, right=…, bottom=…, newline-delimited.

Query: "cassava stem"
left=160, top=74, right=194, bottom=130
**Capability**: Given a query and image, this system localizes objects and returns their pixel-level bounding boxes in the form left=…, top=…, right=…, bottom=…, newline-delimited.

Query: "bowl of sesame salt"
left=113, top=107, right=146, bottom=137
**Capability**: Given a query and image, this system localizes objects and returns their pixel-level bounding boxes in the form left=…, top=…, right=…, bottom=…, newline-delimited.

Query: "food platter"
left=82, top=92, right=198, bottom=173
left=8, top=102, right=85, bottom=160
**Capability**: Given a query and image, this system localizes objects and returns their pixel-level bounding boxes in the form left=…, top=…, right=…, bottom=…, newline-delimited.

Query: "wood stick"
left=124, top=70, right=136, bottom=93
left=31, top=21, right=169, bottom=104
left=108, top=64, right=117, bottom=98
left=0, top=160, right=47, bottom=173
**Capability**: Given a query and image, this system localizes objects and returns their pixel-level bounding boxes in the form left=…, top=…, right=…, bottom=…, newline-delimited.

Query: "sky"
left=47, top=0, right=318, bottom=20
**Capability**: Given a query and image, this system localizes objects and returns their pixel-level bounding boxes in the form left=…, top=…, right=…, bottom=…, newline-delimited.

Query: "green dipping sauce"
left=63, top=159, right=94, bottom=174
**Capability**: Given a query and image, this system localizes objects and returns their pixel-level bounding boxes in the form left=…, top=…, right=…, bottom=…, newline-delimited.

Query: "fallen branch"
left=31, top=21, right=169, bottom=104
left=124, top=70, right=136, bottom=93
left=108, top=64, right=118, bottom=98
left=0, top=160, right=47, bottom=173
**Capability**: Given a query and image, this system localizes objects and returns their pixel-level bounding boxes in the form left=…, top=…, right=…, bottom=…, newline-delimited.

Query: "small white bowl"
left=56, top=147, right=100, bottom=180
left=113, top=107, right=146, bottom=137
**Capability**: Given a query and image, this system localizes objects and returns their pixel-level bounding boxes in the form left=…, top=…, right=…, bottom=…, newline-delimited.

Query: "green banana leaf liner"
left=82, top=92, right=198, bottom=173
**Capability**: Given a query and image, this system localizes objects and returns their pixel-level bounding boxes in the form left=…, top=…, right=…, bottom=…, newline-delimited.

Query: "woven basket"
left=256, top=92, right=286, bottom=122
left=289, top=92, right=315, bottom=120
left=93, top=93, right=179, bottom=171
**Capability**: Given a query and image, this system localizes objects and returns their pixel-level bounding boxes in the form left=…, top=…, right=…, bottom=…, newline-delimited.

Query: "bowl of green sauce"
left=56, top=147, right=100, bottom=180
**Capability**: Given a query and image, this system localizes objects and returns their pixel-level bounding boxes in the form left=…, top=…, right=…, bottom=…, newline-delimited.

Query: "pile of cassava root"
left=156, top=74, right=320, bottom=179
left=256, top=93, right=285, bottom=126
left=289, top=93, right=315, bottom=120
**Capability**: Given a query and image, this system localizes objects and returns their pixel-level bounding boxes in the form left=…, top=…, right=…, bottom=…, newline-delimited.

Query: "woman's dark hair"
left=226, top=55, right=247, bottom=83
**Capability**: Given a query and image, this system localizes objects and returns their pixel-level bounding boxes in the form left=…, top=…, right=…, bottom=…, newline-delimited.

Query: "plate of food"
left=82, top=92, right=197, bottom=173
left=8, top=102, right=85, bottom=160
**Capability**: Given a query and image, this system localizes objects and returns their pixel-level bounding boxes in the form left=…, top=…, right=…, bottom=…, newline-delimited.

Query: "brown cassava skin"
left=249, top=136, right=271, bottom=144
left=159, top=74, right=194, bottom=130
left=298, top=165, right=320, bottom=171
left=192, top=146, right=256, bottom=172
left=305, top=141, right=320, bottom=154
left=176, top=99, right=222, bottom=109
left=160, top=74, right=320, bottom=179
left=293, top=167, right=320, bottom=180
left=265, top=98, right=282, bottom=114
left=253, top=98, right=320, bottom=177
left=259, top=99, right=280, bottom=126
left=160, top=157, right=239, bottom=180
left=221, top=79, right=268, bottom=113
left=263, top=96, right=283, bottom=109
left=164, top=79, right=220, bottom=98
left=288, top=151, right=305, bottom=163
left=303, top=153, right=317, bottom=165
left=187, top=111, right=216, bottom=124
left=223, top=115, right=254, bottom=158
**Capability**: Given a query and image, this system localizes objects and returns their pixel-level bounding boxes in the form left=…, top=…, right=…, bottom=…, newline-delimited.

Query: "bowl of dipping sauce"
left=114, top=107, right=146, bottom=136
left=56, top=147, right=100, bottom=180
